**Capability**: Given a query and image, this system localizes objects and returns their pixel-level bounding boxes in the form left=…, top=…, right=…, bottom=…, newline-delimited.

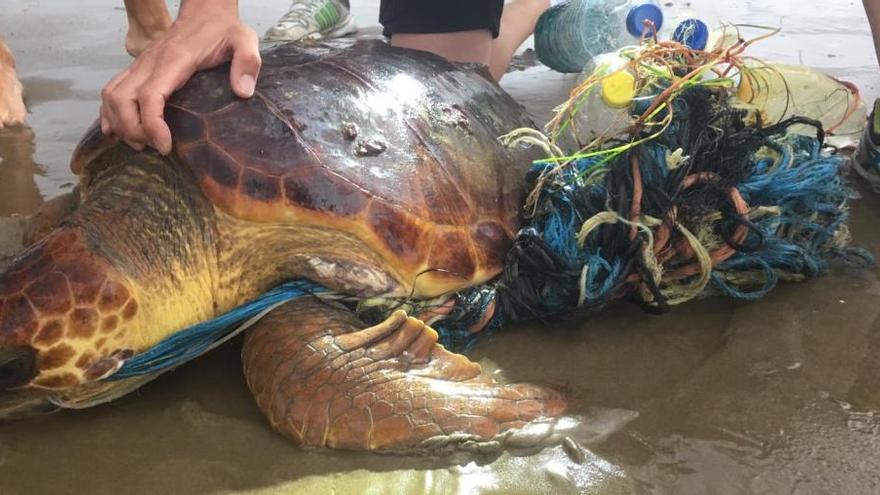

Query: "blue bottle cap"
left=673, top=19, right=709, bottom=50
left=626, top=3, right=664, bottom=38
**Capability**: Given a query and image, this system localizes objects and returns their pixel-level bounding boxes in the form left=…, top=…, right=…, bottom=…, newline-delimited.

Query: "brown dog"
left=0, top=38, right=25, bottom=128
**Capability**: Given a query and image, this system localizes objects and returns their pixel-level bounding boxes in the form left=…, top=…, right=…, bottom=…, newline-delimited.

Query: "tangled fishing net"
left=427, top=26, right=873, bottom=349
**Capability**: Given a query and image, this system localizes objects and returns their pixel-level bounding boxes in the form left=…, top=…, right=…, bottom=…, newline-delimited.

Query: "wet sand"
left=1, top=1, right=880, bottom=494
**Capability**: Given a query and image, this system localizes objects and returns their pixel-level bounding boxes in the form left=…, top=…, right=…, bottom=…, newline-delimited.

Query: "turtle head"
left=0, top=228, right=147, bottom=417
left=0, top=150, right=222, bottom=418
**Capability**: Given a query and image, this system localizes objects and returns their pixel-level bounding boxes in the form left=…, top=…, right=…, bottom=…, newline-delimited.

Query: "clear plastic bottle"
left=557, top=49, right=639, bottom=150
left=672, top=18, right=710, bottom=50
left=666, top=7, right=740, bottom=89
left=535, top=0, right=664, bottom=73
left=623, top=1, right=665, bottom=39
left=734, top=62, right=867, bottom=148
left=667, top=6, right=736, bottom=52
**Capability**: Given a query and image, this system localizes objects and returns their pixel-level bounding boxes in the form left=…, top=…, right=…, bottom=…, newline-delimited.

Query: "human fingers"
left=137, top=53, right=200, bottom=155
left=227, top=25, right=261, bottom=98
left=100, top=67, right=131, bottom=135
left=103, top=64, right=153, bottom=149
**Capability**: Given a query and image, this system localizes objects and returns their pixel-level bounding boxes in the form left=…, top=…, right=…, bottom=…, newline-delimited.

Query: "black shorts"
left=379, top=0, right=505, bottom=39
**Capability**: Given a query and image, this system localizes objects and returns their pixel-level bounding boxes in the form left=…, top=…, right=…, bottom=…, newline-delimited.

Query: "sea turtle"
left=0, top=39, right=566, bottom=453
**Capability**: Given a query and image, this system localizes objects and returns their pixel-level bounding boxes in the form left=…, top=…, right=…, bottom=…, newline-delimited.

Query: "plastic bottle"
left=535, top=0, right=664, bottom=73
left=733, top=62, right=867, bottom=148
left=557, top=49, right=639, bottom=150
left=665, top=6, right=740, bottom=89
left=667, top=5, right=738, bottom=52
left=672, top=18, right=710, bottom=50
left=669, top=15, right=740, bottom=87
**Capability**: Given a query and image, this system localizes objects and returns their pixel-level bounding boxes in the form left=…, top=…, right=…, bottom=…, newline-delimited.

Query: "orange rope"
left=629, top=154, right=643, bottom=241
left=664, top=173, right=750, bottom=280
left=826, top=77, right=862, bottom=135
left=623, top=172, right=751, bottom=287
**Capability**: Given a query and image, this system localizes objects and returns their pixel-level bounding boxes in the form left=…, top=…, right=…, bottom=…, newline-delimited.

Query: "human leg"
left=382, top=0, right=551, bottom=80
left=382, top=0, right=501, bottom=67
left=124, top=0, right=173, bottom=57
left=489, top=0, right=551, bottom=80
left=391, top=31, right=494, bottom=67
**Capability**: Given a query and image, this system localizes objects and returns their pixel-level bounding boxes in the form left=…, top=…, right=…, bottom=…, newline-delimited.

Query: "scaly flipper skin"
left=242, top=298, right=566, bottom=454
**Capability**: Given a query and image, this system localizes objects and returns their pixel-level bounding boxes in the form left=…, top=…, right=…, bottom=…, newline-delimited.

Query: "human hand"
left=101, top=10, right=260, bottom=154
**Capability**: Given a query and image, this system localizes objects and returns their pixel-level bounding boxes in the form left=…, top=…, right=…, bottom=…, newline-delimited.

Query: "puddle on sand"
left=2, top=0, right=880, bottom=494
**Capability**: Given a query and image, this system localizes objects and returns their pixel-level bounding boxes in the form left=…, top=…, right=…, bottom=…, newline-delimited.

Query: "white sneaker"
left=264, top=0, right=358, bottom=42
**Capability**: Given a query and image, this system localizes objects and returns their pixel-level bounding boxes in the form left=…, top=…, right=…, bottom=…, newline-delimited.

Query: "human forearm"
left=490, top=0, right=551, bottom=80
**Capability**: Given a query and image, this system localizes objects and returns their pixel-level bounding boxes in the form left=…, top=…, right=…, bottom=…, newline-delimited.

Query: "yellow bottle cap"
left=601, top=71, right=636, bottom=109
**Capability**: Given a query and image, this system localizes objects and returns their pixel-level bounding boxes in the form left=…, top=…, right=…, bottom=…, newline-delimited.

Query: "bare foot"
left=125, top=27, right=169, bottom=58
left=0, top=39, right=26, bottom=127
left=123, top=0, right=172, bottom=57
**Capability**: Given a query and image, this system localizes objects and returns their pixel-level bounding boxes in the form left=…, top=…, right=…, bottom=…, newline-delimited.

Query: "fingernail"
left=238, top=74, right=255, bottom=97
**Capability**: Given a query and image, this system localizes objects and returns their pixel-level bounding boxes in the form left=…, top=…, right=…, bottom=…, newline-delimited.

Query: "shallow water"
left=1, top=1, right=880, bottom=493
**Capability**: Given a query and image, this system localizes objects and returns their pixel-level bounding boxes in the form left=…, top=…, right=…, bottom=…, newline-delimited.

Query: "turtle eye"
left=0, top=346, right=36, bottom=391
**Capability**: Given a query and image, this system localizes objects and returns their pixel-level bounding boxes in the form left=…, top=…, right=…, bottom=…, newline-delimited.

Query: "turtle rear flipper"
left=242, top=298, right=567, bottom=454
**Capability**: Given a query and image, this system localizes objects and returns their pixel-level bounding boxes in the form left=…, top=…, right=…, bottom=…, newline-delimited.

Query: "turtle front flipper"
left=242, top=298, right=567, bottom=454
